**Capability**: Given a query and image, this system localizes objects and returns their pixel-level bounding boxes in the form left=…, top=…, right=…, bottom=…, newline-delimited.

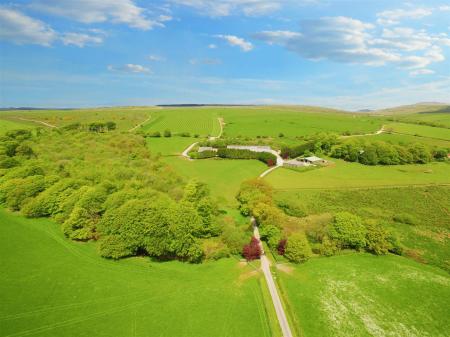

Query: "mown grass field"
left=0, top=208, right=273, bottom=337
left=142, top=108, right=221, bottom=136
left=266, top=159, right=450, bottom=190
left=277, top=254, right=450, bottom=337
left=386, top=122, right=450, bottom=141
left=146, top=136, right=197, bottom=156
left=219, top=107, right=382, bottom=138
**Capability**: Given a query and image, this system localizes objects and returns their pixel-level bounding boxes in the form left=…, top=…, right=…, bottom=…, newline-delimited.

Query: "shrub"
left=164, top=129, right=172, bottom=137
left=148, top=131, right=161, bottom=137
left=0, top=157, right=19, bottom=169
left=179, top=132, right=191, bottom=137
left=285, top=232, right=312, bottom=263
left=365, top=222, right=390, bottom=255
left=328, top=212, right=367, bottom=250
left=242, top=236, right=262, bottom=261
left=98, top=235, right=134, bottom=259
left=202, top=239, right=230, bottom=260
left=319, top=236, right=338, bottom=257
left=277, top=239, right=287, bottom=255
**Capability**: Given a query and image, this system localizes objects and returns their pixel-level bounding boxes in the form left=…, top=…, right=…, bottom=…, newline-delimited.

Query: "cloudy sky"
left=1, top=0, right=449, bottom=110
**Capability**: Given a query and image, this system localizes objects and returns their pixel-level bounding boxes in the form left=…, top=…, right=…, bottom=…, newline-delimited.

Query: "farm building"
left=198, top=147, right=218, bottom=153
left=227, top=145, right=272, bottom=152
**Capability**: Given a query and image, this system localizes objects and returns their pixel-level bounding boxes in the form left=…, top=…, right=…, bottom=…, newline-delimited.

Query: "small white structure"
left=300, top=156, right=327, bottom=165
left=198, top=147, right=218, bottom=153
left=227, top=145, right=272, bottom=152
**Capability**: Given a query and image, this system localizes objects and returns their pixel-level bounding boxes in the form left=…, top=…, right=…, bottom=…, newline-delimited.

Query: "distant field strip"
left=386, top=122, right=450, bottom=141
left=266, top=160, right=450, bottom=190
left=142, top=108, right=220, bottom=136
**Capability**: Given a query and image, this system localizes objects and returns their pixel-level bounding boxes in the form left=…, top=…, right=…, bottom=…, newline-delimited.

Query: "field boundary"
left=129, top=115, right=151, bottom=132
left=13, top=117, right=57, bottom=128
left=274, top=183, right=450, bottom=191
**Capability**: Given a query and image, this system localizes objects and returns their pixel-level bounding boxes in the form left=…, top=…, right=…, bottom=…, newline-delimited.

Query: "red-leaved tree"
left=243, top=236, right=262, bottom=261
left=277, top=239, right=287, bottom=256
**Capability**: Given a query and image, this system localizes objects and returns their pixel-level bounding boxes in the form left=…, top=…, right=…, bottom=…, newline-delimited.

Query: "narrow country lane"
left=253, top=219, right=294, bottom=337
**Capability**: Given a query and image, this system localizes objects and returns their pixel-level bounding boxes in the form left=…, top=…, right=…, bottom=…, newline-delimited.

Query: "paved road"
left=253, top=220, right=294, bottom=337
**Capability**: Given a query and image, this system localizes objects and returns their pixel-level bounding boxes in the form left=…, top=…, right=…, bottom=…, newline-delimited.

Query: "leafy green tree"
left=365, top=222, right=390, bottom=255
left=285, top=232, right=312, bottom=263
left=328, top=212, right=367, bottom=250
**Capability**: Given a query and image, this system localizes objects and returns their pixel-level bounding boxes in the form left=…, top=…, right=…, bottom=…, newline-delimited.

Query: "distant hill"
left=373, top=103, right=450, bottom=115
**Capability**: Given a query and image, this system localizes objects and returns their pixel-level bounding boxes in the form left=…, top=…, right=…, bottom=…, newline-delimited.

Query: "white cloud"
left=215, top=34, right=253, bottom=52
left=148, top=55, right=166, bottom=62
left=107, top=64, right=151, bottom=74
left=255, top=16, right=449, bottom=71
left=376, top=8, right=432, bottom=26
left=208, top=44, right=217, bottom=49
left=61, top=32, right=103, bottom=47
left=410, top=68, right=435, bottom=76
left=0, top=7, right=56, bottom=46
left=169, top=0, right=282, bottom=17
left=439, top=5, right=450, bottom=12
left=31, top=0, right=165, bottom=30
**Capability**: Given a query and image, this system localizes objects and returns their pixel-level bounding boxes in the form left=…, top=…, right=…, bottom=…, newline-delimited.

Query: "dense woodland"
left=0, top=127, right=247, bottom=262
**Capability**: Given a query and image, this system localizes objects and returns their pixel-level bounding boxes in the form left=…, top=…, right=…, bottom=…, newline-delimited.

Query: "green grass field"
left=354, top=132, right=450, bottom=148
left=219, top=107, right=382, bottom=138
left=147, top=137, right=197, bottom=156
left=386, top=122, right=450, bottom=141
left=266, top=159, right=450, bottom=190
left=142, top=108, right=221, bottom=136
left=0, top=107, right=154, bottom=131
left=389, top=112, right=450, bottom=128
left=163, top=157, right=267, bottom=204
left=277, top=254, right=450, bottom=337
left=0, top=119, right=34, bottom=133
left=0, top=208, right=274, bottom=337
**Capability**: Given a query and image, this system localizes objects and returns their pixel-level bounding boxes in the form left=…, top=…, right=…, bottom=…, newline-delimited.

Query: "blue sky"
left=0, top=0, right=449, bottom=110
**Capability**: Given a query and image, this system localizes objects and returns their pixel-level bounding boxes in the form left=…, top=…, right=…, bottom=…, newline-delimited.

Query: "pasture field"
left=146, top=136, right=197, bottom=156
left=353, top=132, right=450, bottom=148
left=142, top=108, right=221, bottom=136
left=219, top=107, right=382, bottom=138
left=0, top=208, right=273, bottom=337
left=265, top=159, right=450, bottom=190
left=277, top=254, right=450, bottom=337
left=387, top=112, right=450, bottom=128
left=0, top=107, right=154, bottom=131
left=275, top=186, right=450, bottom=270
left=163, top=156, right=267, bottom=203
left=385, top=122, right=450, bottom=141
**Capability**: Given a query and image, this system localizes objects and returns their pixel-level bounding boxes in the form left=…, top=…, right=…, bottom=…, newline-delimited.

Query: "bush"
left=285, top=232, right=312, bottom=263
left=319, top=236, right=338, bottom=257
left=98, top=235, right=134, bottom=259
left=217, top=148, right=277, bottom=166
left=0, top=157, right=19, bottom=169
left=202, top=239, right=230, bottom=260
left=164, top=129, right=172, bottom=137
left=147, top=131, right=161, bottom=137
left=328, top=212, right=367, bottom=250
left=365, top=222, right=390, bottom=255
left=277, top=239, right=287, bottom=255
left=179, top=132, right=191, bottom=137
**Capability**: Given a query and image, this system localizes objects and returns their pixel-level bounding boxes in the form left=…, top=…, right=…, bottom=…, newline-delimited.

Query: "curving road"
left=253, top=220, right=294, bottom=337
